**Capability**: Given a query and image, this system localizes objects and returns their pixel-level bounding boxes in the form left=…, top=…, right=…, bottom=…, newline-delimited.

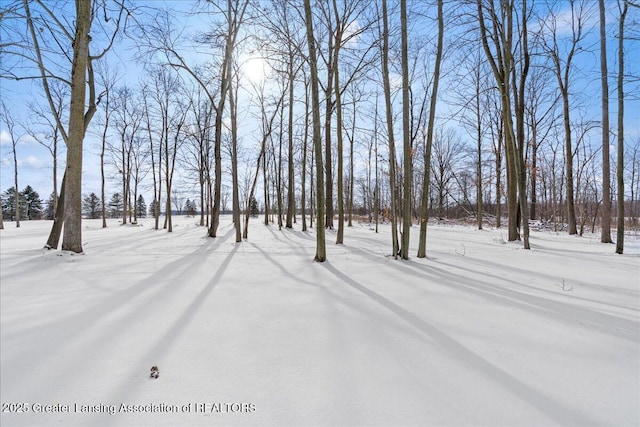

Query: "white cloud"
left=389, top=72, right=402, bottom=92
left=534, top=3, right=598, bottom=38
left=0, top=130, right=12, bottom=146
left=343, top=20, right=361, bottom=47
left=19, top=156, right=44, bottom=169
left=0, top=130, right=45, bottom=146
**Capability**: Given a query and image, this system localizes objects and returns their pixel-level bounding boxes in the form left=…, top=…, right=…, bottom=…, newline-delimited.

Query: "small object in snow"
left=150, top=366, right=159, bottom=379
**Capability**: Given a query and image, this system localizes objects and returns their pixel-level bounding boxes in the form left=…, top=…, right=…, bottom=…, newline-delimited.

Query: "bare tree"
left=96, top=64, right=118, bottom=228
left=13, top=0, right=126, bottom=251
left=243, top=82, right=285, bottom=239
left=540, top=0, right=594, bottom=236
left=430, top=128, right=466, bottom=218
left=599, top=0, right=613, bottom=243
left=140, top=1, right=249, bottom=237
left=399, top=0, right=412, bottom=259
left=477, top=0, right=530, bottom=249
left=523, top=60, right=559, bottom=223
left=228, top=60, right=242, bottom=242
left=304, top=0, right=327, bottom=262
left=417, top=0, right=444, bottom=258
left=24, top=81, right=68, bottom=218
left=0, top=103, right=20, bottom=227
left=477, top=0, right=519, bottom=242
left=110, top=86, right=143, bottom=225
left=616, top=0, right=630, bottom=254
left=380, top=0, right=399, bottom=258
left=182, top=85, right=214, bottom=227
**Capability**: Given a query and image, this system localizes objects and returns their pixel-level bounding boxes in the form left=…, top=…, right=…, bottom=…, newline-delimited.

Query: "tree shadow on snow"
left=2, top=225, right=237, bottom=401
left=320, top=261, right=596, bottom=426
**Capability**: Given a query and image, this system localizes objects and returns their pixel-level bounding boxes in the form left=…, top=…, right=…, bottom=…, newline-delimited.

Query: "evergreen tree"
left=83, top=193, right=102, bottom=219
left=185, top=199, right=197, bottom=217
left=136, top=195, right=147, bottom=218
left=22, top=185, right=42, bottom=220
left=249, top=196, right=259, bottom=217
left=2, top=187, right=27, bottom=221
left=149, top=199, right=159, bottom=217
left=44, top=192, right=56, bottom=220
left=108, top=193, right=123, bottom=218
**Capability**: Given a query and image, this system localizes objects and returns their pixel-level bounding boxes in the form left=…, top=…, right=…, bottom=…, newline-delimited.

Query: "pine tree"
left=44, top=192, right=56, bottom=220
left=108, top=193, right=123, bottom=219
left=136, top=195, right=147, bottom=218
left=2, top=187, right=27, bottom=221
left=22, top=185, right=42, bottom=220
left=83, top=193, right=102, bottom=219
left=249, top=196, right=259, bottom=217
left=149, top=199, right=159, bottom=217
left=184, top=199, right=197, bottom=217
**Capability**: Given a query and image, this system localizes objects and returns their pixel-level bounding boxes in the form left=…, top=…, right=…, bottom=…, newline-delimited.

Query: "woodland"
left=2, top=2, right=640, bottom=426
left=0, top=0, right=639, bottom=259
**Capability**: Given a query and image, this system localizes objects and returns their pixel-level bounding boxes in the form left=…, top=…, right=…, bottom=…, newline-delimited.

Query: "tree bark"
left=381, top=0, right=399, bottom=258
left=45, top=172, right=66, bottom=249
left=476, top=68, right=483, bottom=230
left=616, top=0, right=627, bottom=254
left=477, top=0, right=519, bottom=242
left=513, top=0, right=530, bottom=249
left=301, top=78, right=310, bottom=232
left=229, top=69, right=242, bottom=242
left=286, top=55, right=296, bottom=229
left=62, top=0, right=92, bottom=253
left=400, top=0, right=411, bottom=259
left=599, top=0, right=612, bottom=243
left=12, top=126, right=20, bottom=228
left=333, top=0, right=345, bottom=244
left=303, top=0, right=326, bottom=262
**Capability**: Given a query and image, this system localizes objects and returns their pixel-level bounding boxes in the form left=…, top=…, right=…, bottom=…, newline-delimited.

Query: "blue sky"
left=0, top=0, right=638, bottom=208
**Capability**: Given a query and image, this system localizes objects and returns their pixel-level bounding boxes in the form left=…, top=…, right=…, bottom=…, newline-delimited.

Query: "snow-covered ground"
left=1, top=216, right=639, bottom=427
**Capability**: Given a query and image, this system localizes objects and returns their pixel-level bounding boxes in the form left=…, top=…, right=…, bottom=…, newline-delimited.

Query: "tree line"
left=0, top=0, right=638, bottom=258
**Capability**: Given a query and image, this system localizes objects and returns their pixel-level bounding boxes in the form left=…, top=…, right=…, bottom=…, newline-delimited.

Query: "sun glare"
left=243, top=57, right=269, bottom=84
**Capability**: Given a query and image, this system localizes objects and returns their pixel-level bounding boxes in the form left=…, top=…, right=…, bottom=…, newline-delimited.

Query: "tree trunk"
left=303, top=0, right=326, bottom=262
left=101, top=98, right=108, bottom=228
left=616, top=0, right=627, bottom=254
left=400, top=0, right=411, bottom=259
left=62, top=0, right=92, bottom=253
left=276, top=105, right=284, bottom=230
left=13, top=135, right=19, bottom=228
left=324, top=49, right=334, bottom=231
left=333, top=10, right=345, bottom=245
left=381, top=0, right=399, bottom=258
left=475, top=59, right=483, bottom=230
left=263, top=147, right=270, bottom=226
left=301, top=79, right=310, bottom=232
left=209, top=46, right=230, bottom=237
left=562, top=91, right=577, bottom=235
left=495, top=121, right=502, bottom=228
left=229, top=72, right=241, bottom=242
left=45, top=172, right=66, bottom=249
left=599, top=0, right=612, bottom=243
left=121, top=137, right=128, bottom=225
left=477, top=0, right=523, bottom=242
left=348, top=103, right=355, bottom=228
left=286, top=57, right=296, bottom=229
left=164, top=128, right=172, bottom=232
left=530, top=125, right=538, bottom=221
left=513, top=0, right=530, bottom=249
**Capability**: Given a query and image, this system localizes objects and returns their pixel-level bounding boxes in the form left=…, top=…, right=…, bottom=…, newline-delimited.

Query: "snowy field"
left=1, top=215, right=639, bottom=427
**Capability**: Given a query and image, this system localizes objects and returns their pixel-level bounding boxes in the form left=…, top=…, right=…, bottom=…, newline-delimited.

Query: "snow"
left=1, top=215, right=639, bottom=426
